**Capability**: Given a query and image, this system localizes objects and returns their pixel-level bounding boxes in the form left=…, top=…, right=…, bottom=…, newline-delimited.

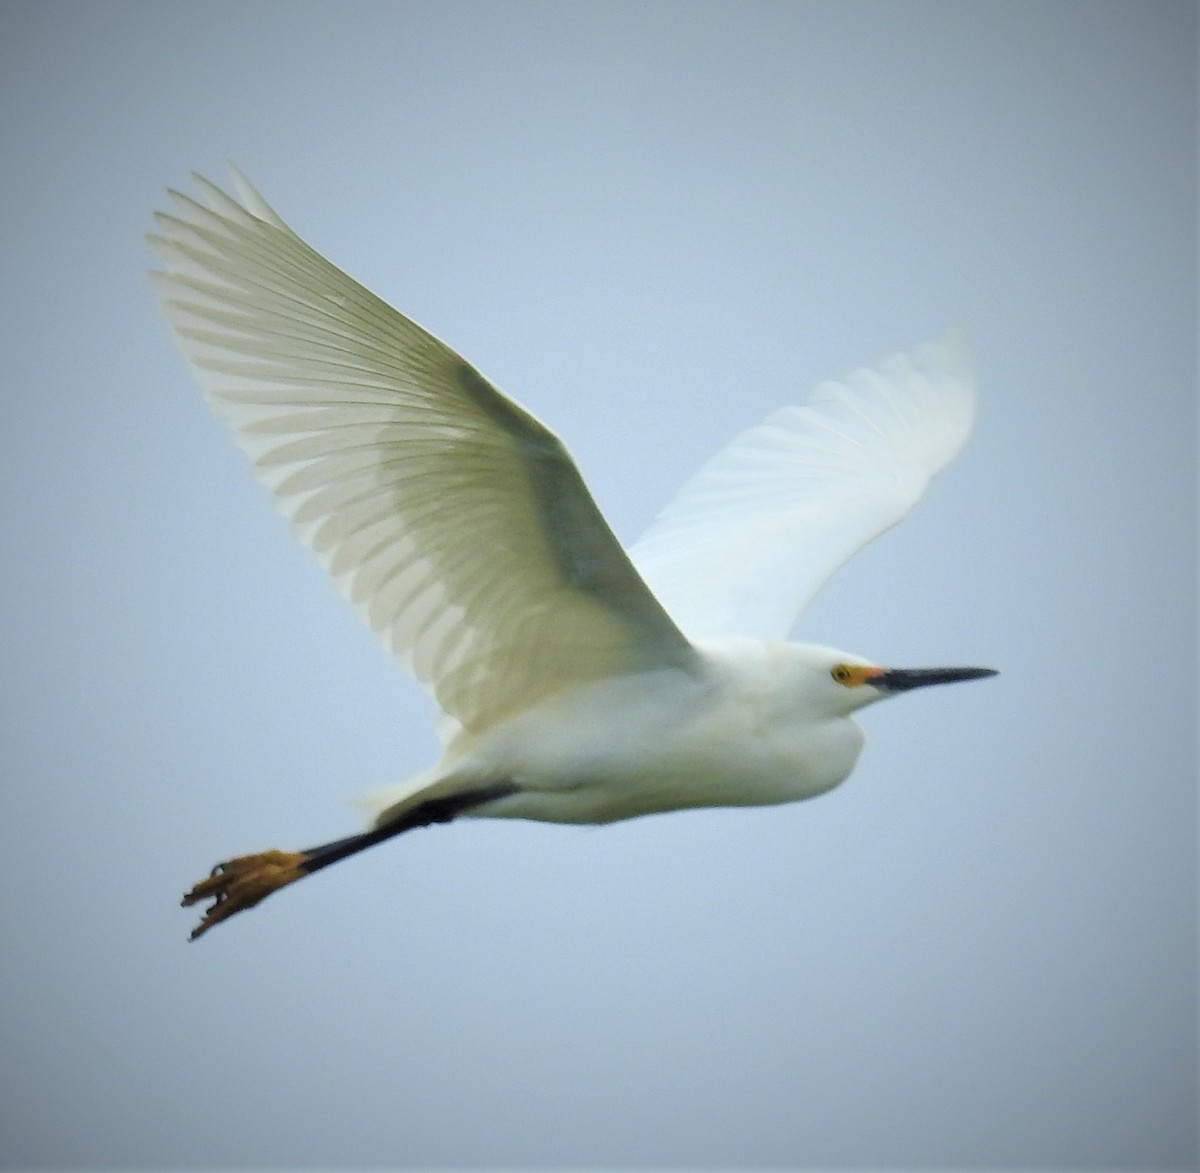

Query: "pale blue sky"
left=0, top=1, right=1194, bottom=1168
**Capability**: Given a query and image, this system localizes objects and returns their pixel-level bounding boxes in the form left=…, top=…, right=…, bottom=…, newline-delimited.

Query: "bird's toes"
left=181, top=849, right=307, bottom=940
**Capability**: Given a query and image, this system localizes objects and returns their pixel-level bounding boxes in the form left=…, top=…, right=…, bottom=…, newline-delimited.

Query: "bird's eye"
left=831, top=665, right=854, bottom=686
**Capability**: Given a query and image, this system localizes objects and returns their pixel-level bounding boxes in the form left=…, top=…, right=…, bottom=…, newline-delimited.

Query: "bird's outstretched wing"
left=148, top=171, right=694, bottom=740
left=629, top=331, right=976, bottom=641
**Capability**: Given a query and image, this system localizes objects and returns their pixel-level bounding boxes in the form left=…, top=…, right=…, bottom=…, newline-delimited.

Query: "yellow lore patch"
left=830, top=663, right=884, bottom=687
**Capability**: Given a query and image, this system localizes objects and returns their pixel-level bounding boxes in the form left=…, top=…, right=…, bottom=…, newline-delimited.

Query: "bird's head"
left=792, top=644, right=998, bottom=717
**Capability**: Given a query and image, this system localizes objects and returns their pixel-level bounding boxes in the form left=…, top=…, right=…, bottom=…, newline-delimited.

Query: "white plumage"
left=630, top=331, right=975, bottom=640
left=152, top=170, right=995, bottom=939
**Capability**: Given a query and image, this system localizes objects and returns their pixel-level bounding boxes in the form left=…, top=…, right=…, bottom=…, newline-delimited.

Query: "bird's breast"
left=458, top=657, right=865, bottom=824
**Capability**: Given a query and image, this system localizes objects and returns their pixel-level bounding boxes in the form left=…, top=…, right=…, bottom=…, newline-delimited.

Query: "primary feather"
left=147, top=171, right=694, bottom=744
left=629, top=330, right=976, bottom=641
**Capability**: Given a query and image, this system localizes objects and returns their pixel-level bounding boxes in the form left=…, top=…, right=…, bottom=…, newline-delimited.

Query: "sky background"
left=0, top=1, right=1195, bottom=1169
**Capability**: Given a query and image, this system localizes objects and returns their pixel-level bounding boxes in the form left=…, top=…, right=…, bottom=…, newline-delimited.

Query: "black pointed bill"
left=875, top=666, right=998, bottom=693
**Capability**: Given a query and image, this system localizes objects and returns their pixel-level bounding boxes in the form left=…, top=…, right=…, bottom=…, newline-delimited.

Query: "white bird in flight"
left=149, top=170, right=996, bottom=939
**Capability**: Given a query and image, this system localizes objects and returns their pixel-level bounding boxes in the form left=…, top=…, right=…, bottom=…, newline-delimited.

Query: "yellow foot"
left=181, top=849, right=307, bottom=940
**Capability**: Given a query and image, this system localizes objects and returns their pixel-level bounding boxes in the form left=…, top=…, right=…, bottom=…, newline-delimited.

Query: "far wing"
left=148, top=171, right=695, bottom=741
left=629, top=331, right=976, bottom=641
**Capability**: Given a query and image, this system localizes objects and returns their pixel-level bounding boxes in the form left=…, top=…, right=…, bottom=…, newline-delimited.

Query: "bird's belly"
left=458, top=667, right=865, bottom=825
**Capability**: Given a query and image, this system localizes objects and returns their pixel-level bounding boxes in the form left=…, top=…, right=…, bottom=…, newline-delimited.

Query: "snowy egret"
left=150, top=171, right=996, bottom=940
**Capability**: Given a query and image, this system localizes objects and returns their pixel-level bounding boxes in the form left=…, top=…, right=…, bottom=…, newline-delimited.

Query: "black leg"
left=182, top=779, right=520, bottom=939
left=299, top=780, right=521, bottom=876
